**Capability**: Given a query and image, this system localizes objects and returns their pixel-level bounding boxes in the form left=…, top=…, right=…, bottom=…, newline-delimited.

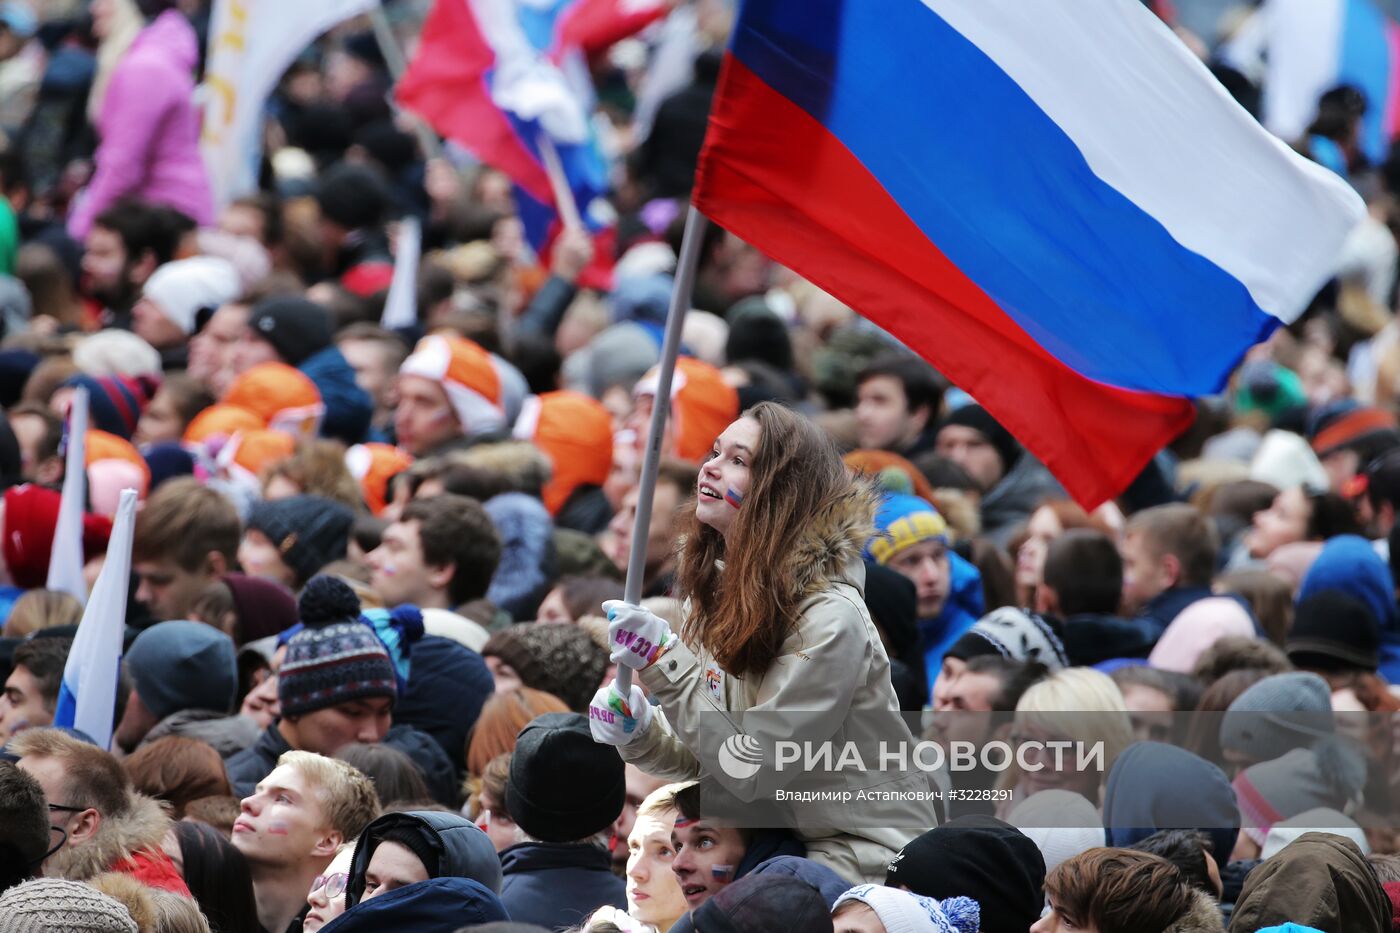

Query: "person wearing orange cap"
left=512, top=391, right=614, bottom=534
left=182, top=403, right=264, bottom=448
left=86, top=429, right=151, bottom=515
left=345, top=443, right=413, bottom=516
left=222, top=362, right=325, bottom=441
left=628, top=357, right=739, bottom=464
left=395, top=334, right=507, bottom=458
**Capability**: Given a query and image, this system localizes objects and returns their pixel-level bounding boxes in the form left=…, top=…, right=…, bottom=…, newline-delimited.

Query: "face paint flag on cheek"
left=712, top=865, right=735, bottom=882
left=724, top=487, right=744, bottom=509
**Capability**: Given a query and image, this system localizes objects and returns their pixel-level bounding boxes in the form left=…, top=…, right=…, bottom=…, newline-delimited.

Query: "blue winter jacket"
left=918, top=550, right=984, bottom=687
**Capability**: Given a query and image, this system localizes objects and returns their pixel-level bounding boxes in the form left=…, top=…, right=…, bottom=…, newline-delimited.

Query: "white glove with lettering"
left=603, top=599, right=676, bottom=671
left=588, top=681, right=654, bottom=747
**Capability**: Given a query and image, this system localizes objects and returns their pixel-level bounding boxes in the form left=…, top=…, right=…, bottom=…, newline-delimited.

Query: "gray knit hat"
left=1219, top=672, right=1335, bottom=763
left=0, top=878, right=138, bottom=932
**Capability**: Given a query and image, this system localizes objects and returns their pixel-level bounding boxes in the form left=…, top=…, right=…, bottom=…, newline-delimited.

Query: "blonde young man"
left=232, top=751, right=379, bottom=933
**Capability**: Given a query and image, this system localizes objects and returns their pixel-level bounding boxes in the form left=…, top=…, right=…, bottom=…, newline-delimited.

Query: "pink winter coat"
left=67, top=10, right=213, bottom=239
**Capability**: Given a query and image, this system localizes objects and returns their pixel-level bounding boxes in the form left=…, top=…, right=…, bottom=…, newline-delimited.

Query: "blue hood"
left=300, top=346, right=372, bottom=445
left=918, top=549, right=983, bottom=686
left=1298, top=535, right=1400, bottom=680
left=1101, top=741, right=1239, bottom=862
left=321, top=877, right=507, bottom=932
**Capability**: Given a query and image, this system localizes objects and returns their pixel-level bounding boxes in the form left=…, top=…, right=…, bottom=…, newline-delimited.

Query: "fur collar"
left=782, top=482, right=878, bottom=606
left=47, top=792, right=171, bottom=881
left=1165, top=890, right=1226, bottom=933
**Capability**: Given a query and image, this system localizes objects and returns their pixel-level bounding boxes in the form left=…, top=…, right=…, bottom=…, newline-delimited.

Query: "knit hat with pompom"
left=278, top=575, right=397, bottom=717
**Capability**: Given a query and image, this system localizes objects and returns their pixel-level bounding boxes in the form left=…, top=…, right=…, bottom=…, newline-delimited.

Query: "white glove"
left=603, top=599, right=676, bottom=671
left=588, top=681, right=654, bottom=747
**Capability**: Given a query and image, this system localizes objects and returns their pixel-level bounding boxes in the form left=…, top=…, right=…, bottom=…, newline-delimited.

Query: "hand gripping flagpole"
left=616, top=207, right=708, bottom=694
left=370, top=1, right=445, bottom=161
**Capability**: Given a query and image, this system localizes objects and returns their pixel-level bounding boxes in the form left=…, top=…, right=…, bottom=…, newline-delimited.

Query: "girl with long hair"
left=589, top=402, right=933, bottom=883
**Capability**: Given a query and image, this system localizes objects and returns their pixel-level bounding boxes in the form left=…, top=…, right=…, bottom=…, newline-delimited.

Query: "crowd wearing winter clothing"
left=2, top=0, right=1400, bottom=931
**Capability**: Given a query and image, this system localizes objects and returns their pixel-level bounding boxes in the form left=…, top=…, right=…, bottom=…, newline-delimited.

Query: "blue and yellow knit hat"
left=867, top=493, right=950, bottom=565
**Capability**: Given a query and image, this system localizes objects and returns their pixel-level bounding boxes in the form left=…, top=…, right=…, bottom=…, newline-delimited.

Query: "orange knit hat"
left=398, top=334, right=504, bottom=438
left=86, top=429, right=151, bottom=512
left=222, top=362, right=324, bottom=439
left=220, top=429, right=296, bottom=487
left=183, top=404, right=264, bottom=445
left=843, top=449, right=935, bottom=502
left=513, top=391, right=614, bottom=515
left=345, top=442, right=414, bottom=515
left=634, top=357, right=739, bottom=463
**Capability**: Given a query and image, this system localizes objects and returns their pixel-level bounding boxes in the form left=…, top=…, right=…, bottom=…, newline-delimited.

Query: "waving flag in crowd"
left=1256, top=0, right=1400, bottom=165
left=201, top=0, right=377, bottom=208
left=46, top=387, right=89, bottom=605
left=53, top=489, right=139, bottom=751
left=691, top=0, right=1365, bottom=509
left=397, top=0, right=661, bottom=267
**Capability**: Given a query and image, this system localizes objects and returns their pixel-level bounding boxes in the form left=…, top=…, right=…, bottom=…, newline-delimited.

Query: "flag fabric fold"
left=692, top=0, right=1364, bottom=508
left=47, top=387, right=89, bottom=605
left=201, top=0, right=376, bottom=208
left=381, top=216, right=422, bottom=331
left=53, top=488, right=139, bottom=750
left=397, top=0, right=651, bottom=257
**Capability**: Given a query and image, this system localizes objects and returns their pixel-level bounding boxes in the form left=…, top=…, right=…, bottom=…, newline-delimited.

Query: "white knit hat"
left=1261, top=808, right=1369, bottom=860
left=1007, top=789, right=1106, bottom=874
left=0, top=878, right=138, bottom=932
left=833, top=884, right=979, bottom=933
left=141, top=256, right=241, bottom=335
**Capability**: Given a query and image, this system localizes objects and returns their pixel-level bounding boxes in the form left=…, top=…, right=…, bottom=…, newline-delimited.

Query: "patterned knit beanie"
left=278, top=575, right=397, bottom=717
left=0, top=878, right=138, bottom=932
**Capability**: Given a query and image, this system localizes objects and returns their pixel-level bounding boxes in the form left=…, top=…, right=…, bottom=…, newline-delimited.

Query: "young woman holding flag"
left=588, top=401, right=934, bottom=884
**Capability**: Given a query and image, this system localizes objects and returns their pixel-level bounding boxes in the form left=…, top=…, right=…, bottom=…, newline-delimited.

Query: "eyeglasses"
left=47, top=803, right=84, bottom=814
left=310, top=872, right=348, bottom=900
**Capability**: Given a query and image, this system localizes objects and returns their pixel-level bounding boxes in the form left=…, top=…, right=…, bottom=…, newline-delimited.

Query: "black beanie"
left=376, top=825, right=442, bottom=879
left=726, top=297, right=793, bottom=372
left=506, top=713, right=624, bottom=843
left=884, top=815, right=1045, bottom=933
left=936, top=405, right=1022, bottom=475
left=1288, top=590, right=1380, bottom=672
left=247, top=297, right=333, bottom=367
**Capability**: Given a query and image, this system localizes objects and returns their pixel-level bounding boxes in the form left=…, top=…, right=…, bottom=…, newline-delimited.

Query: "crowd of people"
left=0, top=0, right=1398, bottom=930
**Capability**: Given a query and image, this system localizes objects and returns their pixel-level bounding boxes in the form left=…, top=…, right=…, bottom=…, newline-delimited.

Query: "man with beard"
left=80, top=198, right=185, bottom=328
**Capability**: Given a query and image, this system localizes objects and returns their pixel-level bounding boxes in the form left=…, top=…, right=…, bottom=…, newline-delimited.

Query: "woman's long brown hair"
left=675, top=402, right=866, bottom=676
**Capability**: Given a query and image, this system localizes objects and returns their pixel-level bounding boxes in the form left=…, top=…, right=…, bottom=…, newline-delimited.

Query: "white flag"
left=47, top=387, right=89, bottom=604
left=381, top=216, right=422, bottom=331
left=53, top=488, right=138, bottom=751
left=201, top=0, right=377, bottom=208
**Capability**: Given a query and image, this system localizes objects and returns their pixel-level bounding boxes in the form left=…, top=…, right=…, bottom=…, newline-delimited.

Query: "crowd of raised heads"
left=1, top=0, right=1400, bottom=931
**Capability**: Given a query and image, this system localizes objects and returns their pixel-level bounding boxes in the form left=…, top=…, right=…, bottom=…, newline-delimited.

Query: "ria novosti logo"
left=718, top=733, right=764, bottom=779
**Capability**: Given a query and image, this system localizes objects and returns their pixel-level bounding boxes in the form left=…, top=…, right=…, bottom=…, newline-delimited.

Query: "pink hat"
left=1148, top=597, right=1256, bottom=673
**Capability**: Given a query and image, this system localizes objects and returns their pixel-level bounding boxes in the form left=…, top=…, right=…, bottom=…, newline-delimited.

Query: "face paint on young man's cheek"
left=724, top=487, right=744, bottom=510
left=711, top=865, right=735, bottom=882
left=268, top=821, right=290, bottom=835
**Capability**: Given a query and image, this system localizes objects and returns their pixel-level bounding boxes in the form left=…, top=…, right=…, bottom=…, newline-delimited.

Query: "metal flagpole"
left=369, top=2, right=445, bottom=161
left=616, top=207, right=708, bottom=693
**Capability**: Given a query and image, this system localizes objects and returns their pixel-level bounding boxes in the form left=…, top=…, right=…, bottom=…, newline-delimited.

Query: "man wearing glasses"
left=7, top=728, right=189, bottom=895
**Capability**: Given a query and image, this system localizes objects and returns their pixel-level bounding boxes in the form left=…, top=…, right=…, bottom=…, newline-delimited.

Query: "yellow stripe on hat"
left=871, top=511, right=949, bottom=564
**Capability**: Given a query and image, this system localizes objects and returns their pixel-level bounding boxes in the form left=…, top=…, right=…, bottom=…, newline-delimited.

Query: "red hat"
left=2, top=484, right=112, bottom=589
left=513, top=391, right=613, bottom=515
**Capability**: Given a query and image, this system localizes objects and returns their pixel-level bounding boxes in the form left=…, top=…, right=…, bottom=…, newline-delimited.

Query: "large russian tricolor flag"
left=693, top=0, right=1364, bottom=508
left=1261, top=0, right=1400, bottom=165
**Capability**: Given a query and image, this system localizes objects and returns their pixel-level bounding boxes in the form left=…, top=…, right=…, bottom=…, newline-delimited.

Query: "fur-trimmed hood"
left=47, top=792, right=171, bottom=882
left=780, top=481, right=879, bottom=607
left=1166, top=890, right=1226, bottom=933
